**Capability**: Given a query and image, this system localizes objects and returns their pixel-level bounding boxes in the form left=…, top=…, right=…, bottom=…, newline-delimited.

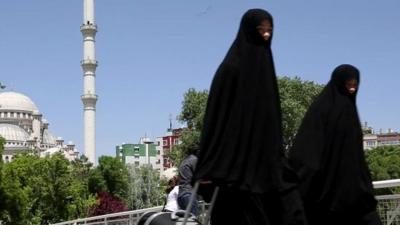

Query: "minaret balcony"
left=81, top=59, right=98, bottom=66
left=81, top=59, right=98, bottom=71
left=81, top=94, right=98, bottom=100
left=80, top=24, right=97, bottom=32
left=81, top=94, right=98, bottom=108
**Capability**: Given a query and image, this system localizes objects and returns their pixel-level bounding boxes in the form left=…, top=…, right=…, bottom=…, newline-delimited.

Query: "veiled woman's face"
left=345, top=78, right=358, bottom=94
left=256, top=20, right=272, bottom=41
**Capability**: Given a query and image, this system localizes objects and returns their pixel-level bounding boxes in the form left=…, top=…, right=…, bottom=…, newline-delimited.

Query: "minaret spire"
left=81, top=0, right=97, bottom=164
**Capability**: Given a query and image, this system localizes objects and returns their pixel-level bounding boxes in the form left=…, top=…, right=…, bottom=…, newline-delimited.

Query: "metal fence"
left=50, top=179, right=400, bottom=225
left=375, top=179, right=400, bottom=225
left=50, top=206, right=163, bottom=225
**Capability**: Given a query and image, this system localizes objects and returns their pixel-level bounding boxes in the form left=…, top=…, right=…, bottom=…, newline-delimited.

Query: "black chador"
left=289, top=65, right=382, bottom=225
left=194, top=9, right=307, bottom=225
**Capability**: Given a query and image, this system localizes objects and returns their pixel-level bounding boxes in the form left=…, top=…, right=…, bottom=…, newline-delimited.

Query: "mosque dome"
left=0, top=92, right=39, bottom=112
left=0, top=123, right=29, bottom=142
left=43, top=129, right=57, bottom=145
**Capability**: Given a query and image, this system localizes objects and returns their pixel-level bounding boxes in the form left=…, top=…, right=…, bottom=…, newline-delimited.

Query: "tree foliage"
left=169, top=88, right=208, bottom=165
left=365, top=146, right=400, bottom=194
left=169, top=77, right=323, bottom=163
left=366, top=146, right=400, bottom=180
left=0, top=147, right=169, bottom=223
left=89, top=156, right=129, bottom=200
left=0, top=137, right=5, bottom=214
left=178, top=88, right=209, bottom=131
left=126, top=164, right=165, bottom=210
left=0, top=153, right=97, bottom=224
left=278, top=76, right=324, bottom=151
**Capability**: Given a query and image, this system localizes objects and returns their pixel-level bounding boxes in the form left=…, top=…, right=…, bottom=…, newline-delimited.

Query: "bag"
left=137, top=211, right=158, bottom=225
left=138, top=210, right=199, bottom=225
left=181, top=181, right=219, bottom=225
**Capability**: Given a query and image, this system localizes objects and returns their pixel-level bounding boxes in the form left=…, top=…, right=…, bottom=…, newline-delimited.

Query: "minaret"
left=81, top=0, right=98, bottom=164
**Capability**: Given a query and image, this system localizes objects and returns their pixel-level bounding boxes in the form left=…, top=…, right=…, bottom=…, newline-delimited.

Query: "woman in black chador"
left=289, top=64, right=382, bottom=225
left=193, top=9, right=307, bottom=225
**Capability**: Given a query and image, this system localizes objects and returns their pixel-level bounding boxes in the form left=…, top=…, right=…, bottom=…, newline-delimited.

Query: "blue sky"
left=1, top=1, right=399, bottom=160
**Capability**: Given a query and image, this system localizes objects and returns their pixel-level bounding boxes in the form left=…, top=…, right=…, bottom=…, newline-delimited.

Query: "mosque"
left=1, top=0, right=98, bottom=164
left=0, top=91, right=79, bottom=162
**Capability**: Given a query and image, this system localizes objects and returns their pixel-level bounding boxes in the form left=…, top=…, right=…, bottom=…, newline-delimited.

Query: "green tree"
left=0, top=153, right=96, bottom=224
left=0, top=137, right=2, bottom=189
left=0, top=153, right=35, bottom=224
left=126, top=164, right=165, bottom=210
left=88, top=169, right=107, bottom=194
left=169, top=77, right=323, bottom=163
left=178, top=88, right=209, bottom=131
left=365, top=146, right=400, bottom=195
left=67, top=156, right=97, bottom=219
left=278, top=76, right=324, bottom=151
left=169, top=88, right=208, bottom=165
left=90, top=156, right=129, bottom=200
left=0, top=137, right=31, bottom=225
left=0, top=137, right=3, bottom=156
left=169, top=128, right=202, bottom=166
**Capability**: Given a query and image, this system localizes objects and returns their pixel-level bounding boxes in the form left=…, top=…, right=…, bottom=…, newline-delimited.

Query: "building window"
left=135, top=161, right=140, bottom=166
left=163, top=140, right=168, bottom=146
left=134, top=156, right=139, bottom=159
left=366, top=141, right=375, bottom=147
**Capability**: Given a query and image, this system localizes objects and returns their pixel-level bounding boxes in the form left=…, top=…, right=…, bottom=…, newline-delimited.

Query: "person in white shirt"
left=163, top=176, right=179, bottom=212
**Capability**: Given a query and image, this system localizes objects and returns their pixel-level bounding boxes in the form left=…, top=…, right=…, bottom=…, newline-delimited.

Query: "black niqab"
left=193, top=9, right=287, bottom=193
left=289, top=65, right=380, bottom=224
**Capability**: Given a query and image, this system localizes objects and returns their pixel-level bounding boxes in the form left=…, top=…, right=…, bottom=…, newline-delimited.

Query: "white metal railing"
left=374, top=179, right=400, bottom=189
left=49, top=179, right=400, bottom=225
left=373, top=179, right=400, bottom=225
left=49, top=206, right=163, bottom=225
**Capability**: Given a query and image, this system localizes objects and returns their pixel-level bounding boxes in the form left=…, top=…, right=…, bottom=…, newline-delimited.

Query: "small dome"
left=0, top=92, right=39, bottom=112
left=43, top=129, right=57, bottom=145
left=0, top=123, right=29, bottom=141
